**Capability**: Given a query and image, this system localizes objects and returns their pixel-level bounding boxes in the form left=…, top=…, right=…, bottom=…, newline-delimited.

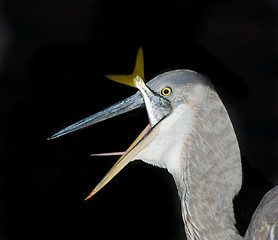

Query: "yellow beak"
left=84, top=123, right=160, bottom=200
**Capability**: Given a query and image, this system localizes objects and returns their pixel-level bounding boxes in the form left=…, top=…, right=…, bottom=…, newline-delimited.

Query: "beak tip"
left=47, top=132, right=60, bottom=141
left=84, top=192, right=94, bottom=201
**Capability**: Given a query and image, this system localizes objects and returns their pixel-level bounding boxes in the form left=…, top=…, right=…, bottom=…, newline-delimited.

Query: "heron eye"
left=161, top=87, right=172, bottom=96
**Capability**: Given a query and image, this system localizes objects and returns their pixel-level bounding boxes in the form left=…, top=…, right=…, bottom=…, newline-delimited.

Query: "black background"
left=1, top=0, right=277, bottom=239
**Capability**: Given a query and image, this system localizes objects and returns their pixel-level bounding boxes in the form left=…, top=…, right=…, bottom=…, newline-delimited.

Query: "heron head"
left=146, top=69, right=210, bottom=108
left=48, top=48, right=214, bottom=200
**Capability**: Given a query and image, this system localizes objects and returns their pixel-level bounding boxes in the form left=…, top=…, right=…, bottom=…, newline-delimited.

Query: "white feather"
left=135, top=103, right=195, bottom=175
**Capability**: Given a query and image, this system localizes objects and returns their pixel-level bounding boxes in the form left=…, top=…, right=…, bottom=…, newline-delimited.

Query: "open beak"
left=48, top=92, right=144, bottom=140
left=48, top=48, right=172, bottom=200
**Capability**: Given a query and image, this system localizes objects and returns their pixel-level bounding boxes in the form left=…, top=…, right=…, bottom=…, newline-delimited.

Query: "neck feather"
left=172, top=90, right=243, bottom=239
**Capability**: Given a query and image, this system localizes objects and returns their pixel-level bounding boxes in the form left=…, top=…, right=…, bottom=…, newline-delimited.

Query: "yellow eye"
left=161, top=87, right=172, bottom=96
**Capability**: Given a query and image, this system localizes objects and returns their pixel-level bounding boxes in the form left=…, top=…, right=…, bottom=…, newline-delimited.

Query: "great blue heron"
left=49, top=48, right=278, bottom=239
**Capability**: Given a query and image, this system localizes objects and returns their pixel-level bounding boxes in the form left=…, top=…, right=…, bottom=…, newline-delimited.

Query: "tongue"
left=91, top=152, right=128, bottom=157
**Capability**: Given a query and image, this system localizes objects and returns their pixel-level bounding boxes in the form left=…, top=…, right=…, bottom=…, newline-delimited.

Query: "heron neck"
left=173, top=173, right=243, bottom=240
left=171, top=91, right=243, bottom=239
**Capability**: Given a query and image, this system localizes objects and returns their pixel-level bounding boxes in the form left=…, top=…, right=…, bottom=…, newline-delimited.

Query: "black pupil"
left=163, top=89, right=169, bottom=94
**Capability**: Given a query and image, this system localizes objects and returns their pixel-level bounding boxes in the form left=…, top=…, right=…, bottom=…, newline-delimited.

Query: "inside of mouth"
left=90, top=124, right=152, bottom=157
